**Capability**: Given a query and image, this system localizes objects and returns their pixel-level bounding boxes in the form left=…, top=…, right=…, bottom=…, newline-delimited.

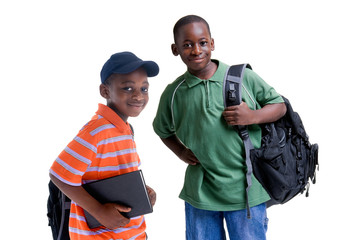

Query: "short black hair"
left=173, top=15, right=211, bottom=42
left=103, top=74, right=115, bottom=86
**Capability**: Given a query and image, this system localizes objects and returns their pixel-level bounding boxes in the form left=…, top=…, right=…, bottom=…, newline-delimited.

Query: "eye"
left=183, top=43, right=192, bottom=48
left=141, top=87, right=149, bottom=93
left=122, top=87, right=133, bottom=92
left=200, top=40, right=208, bottom=46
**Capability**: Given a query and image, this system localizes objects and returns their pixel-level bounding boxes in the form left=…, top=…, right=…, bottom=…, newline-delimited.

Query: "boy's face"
left=172, top=22, right=215, bottom=75
left=100, top=68, right=149, bottom=122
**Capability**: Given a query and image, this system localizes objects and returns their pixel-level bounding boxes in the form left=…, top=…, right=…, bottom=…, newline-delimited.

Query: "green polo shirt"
left=153, top=60, right=283, bottom=211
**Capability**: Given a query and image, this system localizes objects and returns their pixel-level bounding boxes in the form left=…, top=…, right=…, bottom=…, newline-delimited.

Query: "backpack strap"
left=223, top=64, right=251, bottom=108
left=223, top=64, right=254, bottom=219
left=58, top=193, right=71, bottom=240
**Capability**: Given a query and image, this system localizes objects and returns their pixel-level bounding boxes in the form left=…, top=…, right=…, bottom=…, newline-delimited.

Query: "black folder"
left=82, top=170, right=152, bottom=228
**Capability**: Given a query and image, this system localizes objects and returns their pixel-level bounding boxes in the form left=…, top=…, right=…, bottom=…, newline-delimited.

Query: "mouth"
left=128, top=102, right=145, bottom=108
left=189, top=57, right=205, bottom=63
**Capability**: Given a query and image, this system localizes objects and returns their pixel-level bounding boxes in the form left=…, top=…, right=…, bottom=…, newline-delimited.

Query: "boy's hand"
left=160, top=135, right=200, bottom=165
left=146, top=185, right=157, bottom=206
left=223, top=102, right=287, bottom=126
left=223, top=101, right=255, bottom=126
left=179, top=148, right=200, bottom=165
left=96, top=203, right=131, bottom=229
left=49, top=175, right=133, bottom=230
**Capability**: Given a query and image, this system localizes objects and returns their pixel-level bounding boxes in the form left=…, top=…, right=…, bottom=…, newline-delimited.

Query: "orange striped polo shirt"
left=50, top=104, right=146, bottom=240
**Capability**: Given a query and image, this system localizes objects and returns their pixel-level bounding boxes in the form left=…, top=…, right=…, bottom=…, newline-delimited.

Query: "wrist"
left=250, top=109, right=264, bottom=125
left=176, top=146, right=186, bottom=159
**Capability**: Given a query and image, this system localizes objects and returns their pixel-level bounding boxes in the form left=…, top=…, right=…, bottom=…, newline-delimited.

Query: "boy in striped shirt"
left=49, top=51, right=158, bottom=240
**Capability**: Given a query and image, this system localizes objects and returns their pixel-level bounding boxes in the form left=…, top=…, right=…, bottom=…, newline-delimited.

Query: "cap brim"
left=140, top=61, right=159, bottom=77
left=113, top=60, right=159, bottom=77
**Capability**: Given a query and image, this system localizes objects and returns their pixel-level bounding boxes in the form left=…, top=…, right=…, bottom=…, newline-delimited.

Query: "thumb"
left=113, top=204, right=131, bottom=213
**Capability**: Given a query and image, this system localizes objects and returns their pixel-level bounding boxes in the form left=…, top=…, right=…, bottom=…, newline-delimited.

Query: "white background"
left=1, top=0, right=363, bottom=239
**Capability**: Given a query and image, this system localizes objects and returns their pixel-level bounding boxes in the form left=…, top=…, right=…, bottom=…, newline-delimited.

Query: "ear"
left=211, top=38, right=215, bottom=51
left=100, top=84, right=110, bottom=100
left=171, top=43, right=179, bottom=56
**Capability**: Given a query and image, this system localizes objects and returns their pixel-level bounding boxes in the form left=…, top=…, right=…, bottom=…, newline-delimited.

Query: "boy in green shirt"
left=153, top=15, right=286, bottom=240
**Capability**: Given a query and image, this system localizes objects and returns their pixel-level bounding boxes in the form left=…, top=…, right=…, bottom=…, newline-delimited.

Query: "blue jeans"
left=185, top=202, right=268, bottom=240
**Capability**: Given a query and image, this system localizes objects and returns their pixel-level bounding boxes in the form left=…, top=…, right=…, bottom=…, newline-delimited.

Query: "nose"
left=131, top=90, right=144, bottom=101
left=191, top=43, right=202, bottom=55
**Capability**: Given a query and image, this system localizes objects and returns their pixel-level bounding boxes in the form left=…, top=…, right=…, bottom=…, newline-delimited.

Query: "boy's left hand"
left=223, top=101, right=255, bottom=126
left=223, top=102, right=287, bottom=126
left=146, top=185, right=156, bottom=206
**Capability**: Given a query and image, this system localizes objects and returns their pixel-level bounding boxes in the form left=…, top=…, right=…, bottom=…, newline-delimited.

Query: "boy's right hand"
left=96, top=203, right=131, bottom=229
left=179, top=148, right=200, bottom=165
left=160, top=135, right=200, bottom=165
left=49, top=175, right=132, bottom=230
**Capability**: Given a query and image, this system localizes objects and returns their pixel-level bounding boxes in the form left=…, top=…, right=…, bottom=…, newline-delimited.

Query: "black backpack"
left=47, top=180, right=71, bottom=240
left=223, top=64, right=319, bottom=217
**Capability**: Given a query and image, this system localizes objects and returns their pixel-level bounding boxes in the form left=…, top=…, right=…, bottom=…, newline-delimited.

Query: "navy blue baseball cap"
left=100, top=51, right=159, bottom=84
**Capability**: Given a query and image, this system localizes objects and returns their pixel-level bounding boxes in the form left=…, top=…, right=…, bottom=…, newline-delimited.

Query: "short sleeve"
left=49, top=130, right=96, bottom=186
left=243, top=68, right=284, bottom=107
left=153, top=85, right=176, bottom=139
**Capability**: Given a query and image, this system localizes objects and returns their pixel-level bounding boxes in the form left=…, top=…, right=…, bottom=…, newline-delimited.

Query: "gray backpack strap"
left=223, top=64, right=254, bottom=219
left=57, top=192, right=71, bottom=240
left=239, top=129, right=254, bottom=219
left=223, top=64, right=251, bottom=107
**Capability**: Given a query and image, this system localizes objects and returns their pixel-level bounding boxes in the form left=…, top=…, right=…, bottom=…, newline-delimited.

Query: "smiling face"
left=172, top=21, right=215, bottom=79
left=100, top=68, right=149, bottom=122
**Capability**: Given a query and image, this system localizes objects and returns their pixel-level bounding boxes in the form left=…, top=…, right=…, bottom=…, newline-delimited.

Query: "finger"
left=223, top=110, right=238, bottom=118
left=148, top=190, right=157, bottom=206
left=186, top=159, right=199, bottom=165
left=224, top=116, right=236, bottom=124
left=228, top=121, right=236, bottom=126
left=226, top=117, right=237, bottom=125
left=190, top=158, right=200, bottom=165
left=147, top=187, right=156, bottom=198
left=188, top=155, right=200, bottom=163
left=185, top=160, right=196, bottom=165
left=114, top=204, right=131, bottom=213
left=224, top=106, right=238, bottom=111
left=223, top=114, right=233, bottom=119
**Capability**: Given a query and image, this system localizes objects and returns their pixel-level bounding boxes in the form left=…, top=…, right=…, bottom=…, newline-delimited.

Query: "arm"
left=222, top=102, right=287, bottom=126
left=49, top=174, right=131, bottom=229
left=160, top=135, right=200, bottom=165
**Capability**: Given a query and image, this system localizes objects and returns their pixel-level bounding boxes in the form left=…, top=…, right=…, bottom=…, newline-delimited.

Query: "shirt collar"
left=96, top=104, right=130, bottom=133
left=184, top=60, right=228, bottom=88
